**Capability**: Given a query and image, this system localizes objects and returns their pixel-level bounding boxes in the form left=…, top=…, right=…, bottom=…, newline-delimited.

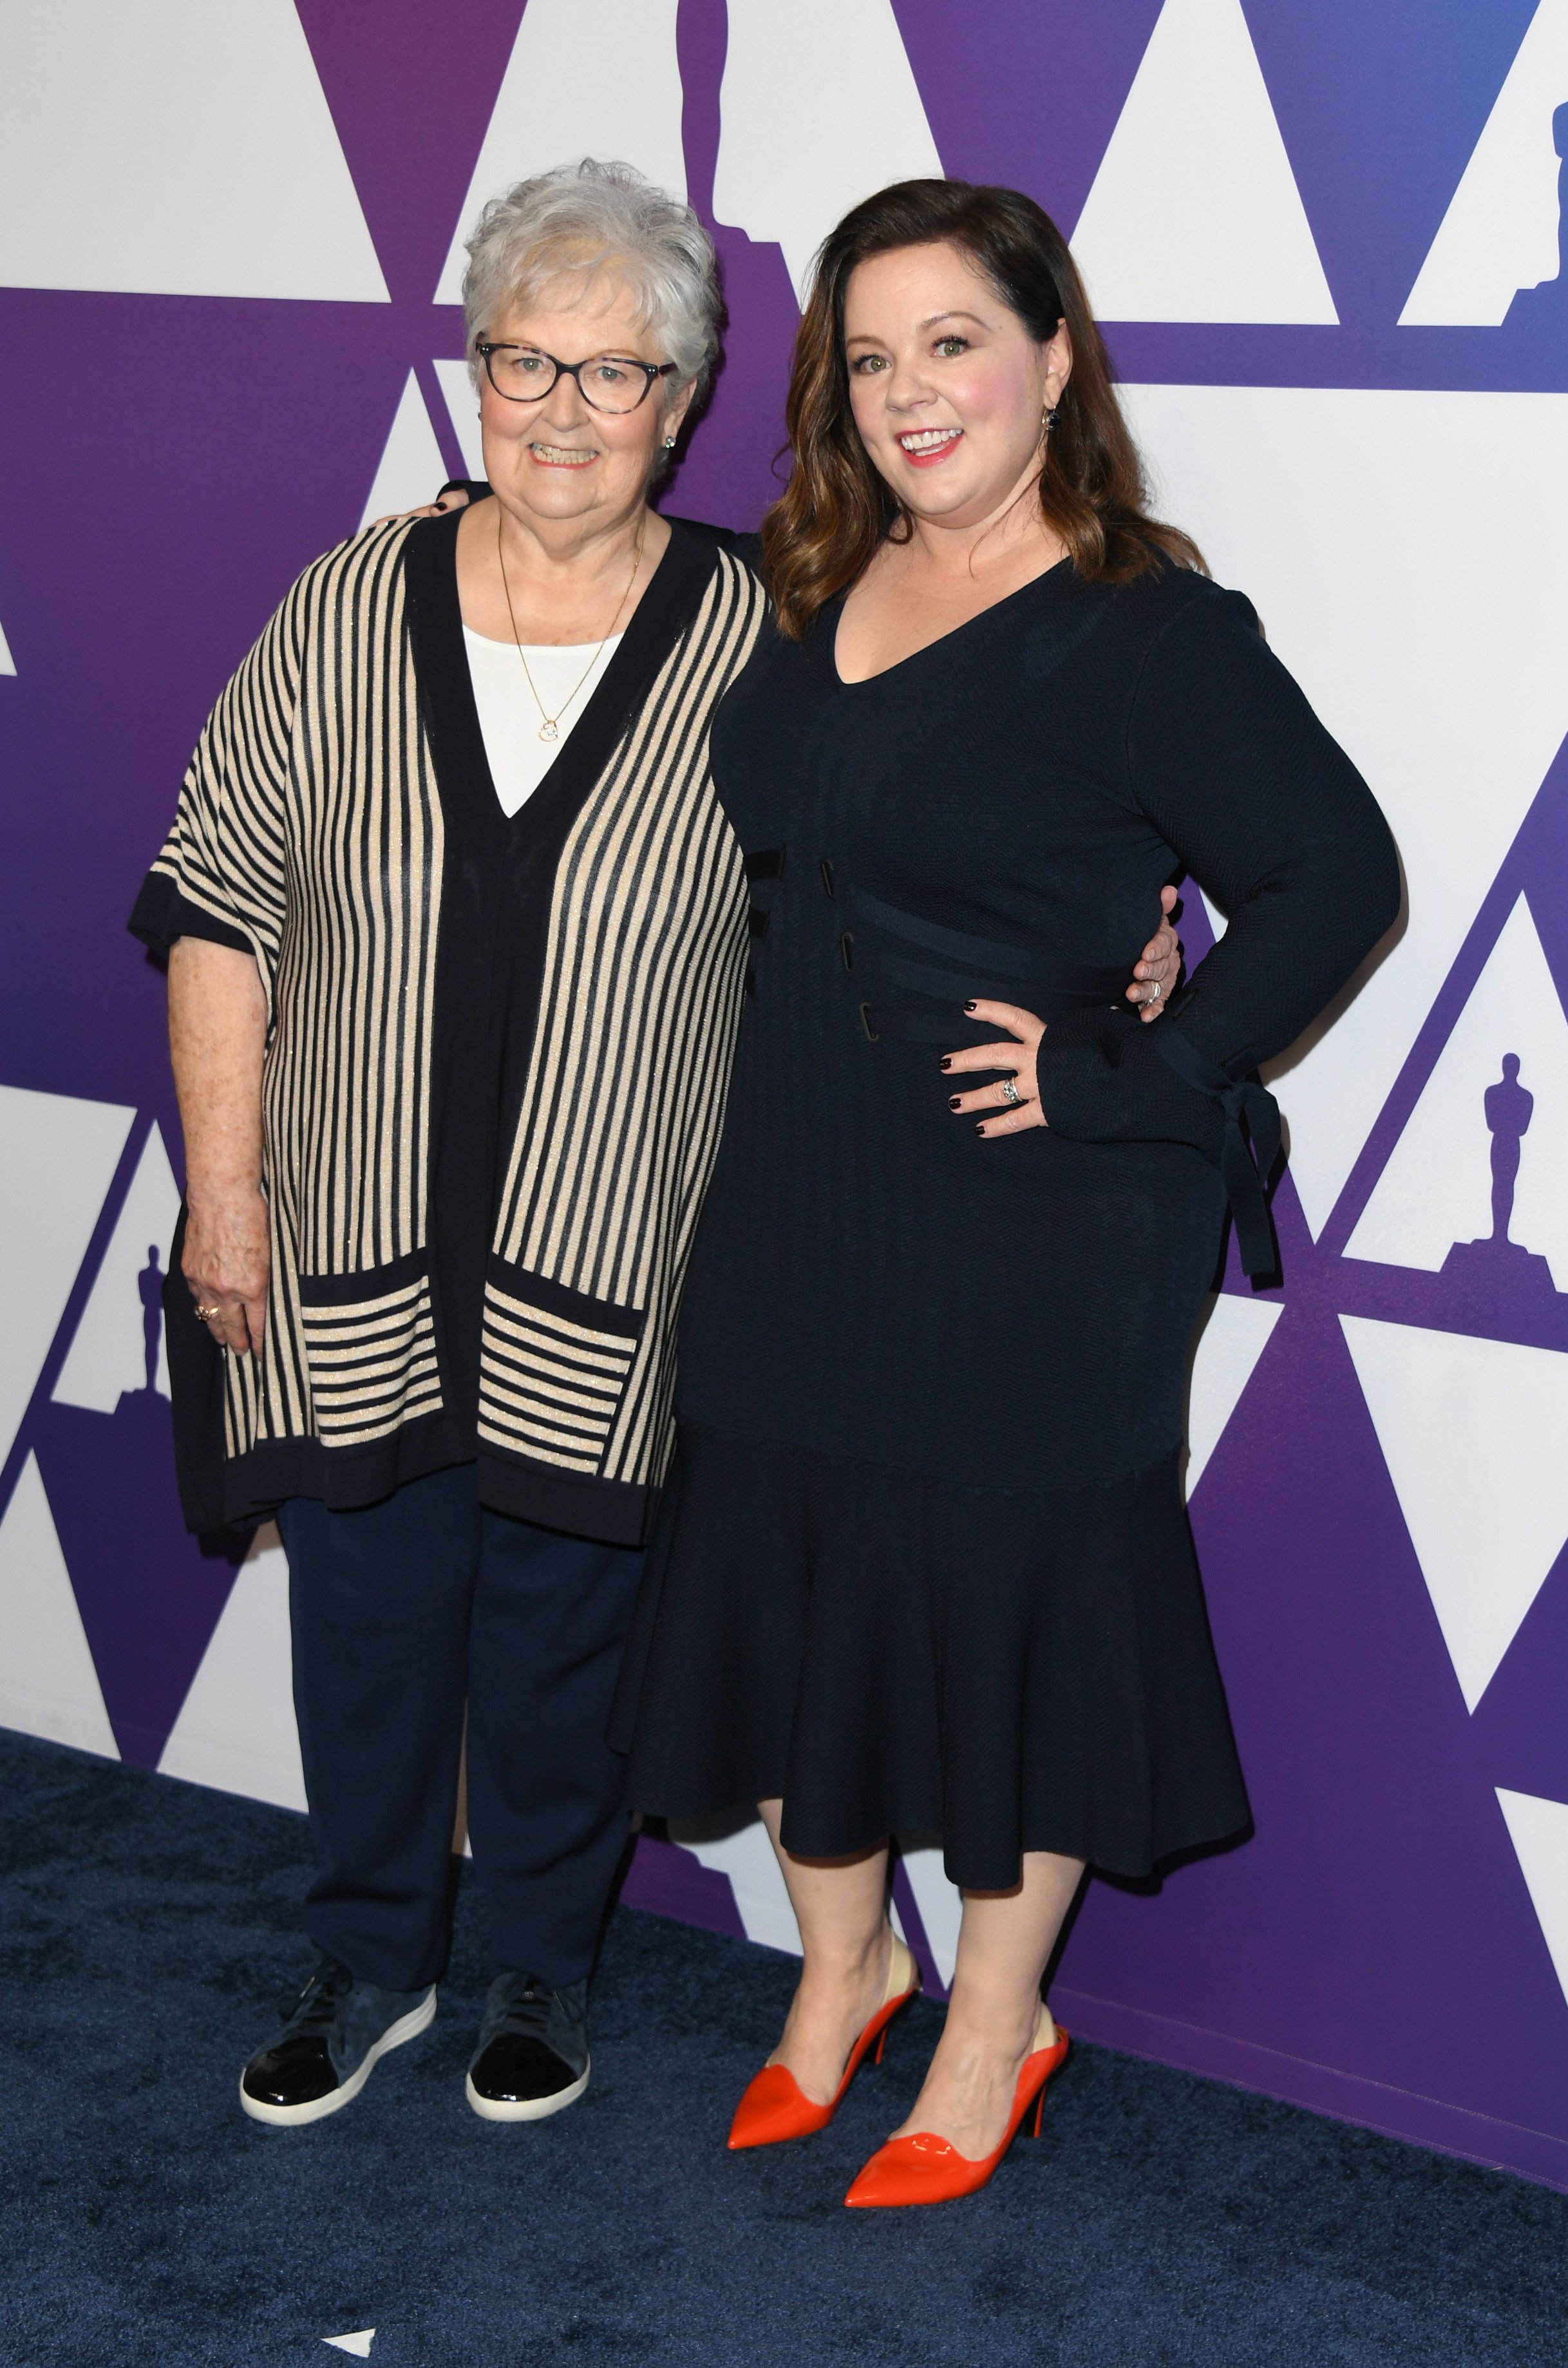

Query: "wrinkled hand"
left=369, top=484, right=472, bottom=528
left=942, top=1001, right=1048, bottom=1139
left=182, top=1188, right=270, bottom=1354
left=1129, top=884, right=1181, bottom=1021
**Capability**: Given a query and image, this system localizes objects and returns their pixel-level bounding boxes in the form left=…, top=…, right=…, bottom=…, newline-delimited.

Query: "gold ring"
left=194, top=1303, right=222, bottom=1323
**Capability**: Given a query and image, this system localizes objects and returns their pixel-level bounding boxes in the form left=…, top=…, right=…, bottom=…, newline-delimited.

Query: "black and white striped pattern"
left=483, top=548, right=764, bottom=1485
left=152, top=524, right=764, bottom=1493
left=479, top=1280, right=639, bottom=1474
left=157, top=520, right=444, bottom=1457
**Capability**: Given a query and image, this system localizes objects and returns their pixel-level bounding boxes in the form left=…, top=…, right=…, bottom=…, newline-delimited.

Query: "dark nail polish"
left=963, top=999, right=978, bottom=1014
left=948, top=1095, right=961, bottom=1110
left=940, top=1057, right=952, bottom=1072
left=974, top=1122, right=986, bottom=1136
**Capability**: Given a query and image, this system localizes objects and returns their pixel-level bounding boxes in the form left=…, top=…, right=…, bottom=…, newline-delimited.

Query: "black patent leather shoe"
left=240, top=1955, right=437, bottom=2126
left=466, top=1971, right=589, bottom=2122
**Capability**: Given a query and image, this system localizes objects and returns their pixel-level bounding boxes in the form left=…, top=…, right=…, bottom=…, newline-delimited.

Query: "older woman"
left=612, top=178, right=1400, bottom=2206
left=129, top=160, right=776, bottom=2129
left=133, top=162, right=1176, bottom=2132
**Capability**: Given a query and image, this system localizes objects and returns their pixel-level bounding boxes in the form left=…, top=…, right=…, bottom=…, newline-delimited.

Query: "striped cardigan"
left=137, top=514, right=766, bottom=1542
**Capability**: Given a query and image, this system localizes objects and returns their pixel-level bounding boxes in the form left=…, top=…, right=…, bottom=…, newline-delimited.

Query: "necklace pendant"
left=538, top=720, right=560, bottom=744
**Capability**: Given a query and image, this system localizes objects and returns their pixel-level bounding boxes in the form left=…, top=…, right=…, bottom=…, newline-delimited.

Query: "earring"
left=1043, top=404, right=1060, bottom=433
left=663, top=435, right=677, bottom=450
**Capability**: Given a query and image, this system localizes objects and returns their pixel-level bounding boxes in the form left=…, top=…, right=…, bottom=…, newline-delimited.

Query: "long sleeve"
left=1034, top=581, right=1401, bottom=1265
left=127, top=563, right=315, bottom=1003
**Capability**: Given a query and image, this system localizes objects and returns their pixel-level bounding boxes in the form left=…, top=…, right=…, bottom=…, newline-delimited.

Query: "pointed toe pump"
left=843, top=2003, right=1068, bottom=2207
left=728, top=1933, right=920, bottom=2151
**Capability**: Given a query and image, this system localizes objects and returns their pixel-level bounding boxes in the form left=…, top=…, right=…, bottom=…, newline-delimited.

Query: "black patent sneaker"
left=240, top=1955, right=437, bottom=2127
left=465, top=1971, right=590, bottom=2123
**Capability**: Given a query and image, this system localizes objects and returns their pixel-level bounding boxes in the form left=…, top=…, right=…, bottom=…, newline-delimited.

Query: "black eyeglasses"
left=477, top=342, right=677, bottom=416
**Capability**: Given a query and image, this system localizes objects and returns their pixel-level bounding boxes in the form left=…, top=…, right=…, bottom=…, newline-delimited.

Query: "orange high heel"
left=843, top=2003, right=1068, bottom=2207
left=728, top=1933, right=920, bottom=2150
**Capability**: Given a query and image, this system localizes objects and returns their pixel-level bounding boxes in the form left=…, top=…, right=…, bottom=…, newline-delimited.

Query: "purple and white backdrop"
left=3, top=0, right=1567, bottom=2188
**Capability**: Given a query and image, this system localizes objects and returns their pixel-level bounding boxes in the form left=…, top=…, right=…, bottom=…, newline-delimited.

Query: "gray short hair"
left=462, top=158, right=723, bottom=406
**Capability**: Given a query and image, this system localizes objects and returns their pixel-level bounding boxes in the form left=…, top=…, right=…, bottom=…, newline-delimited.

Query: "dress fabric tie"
left=1145, top=1022, right=1282, bottom=1278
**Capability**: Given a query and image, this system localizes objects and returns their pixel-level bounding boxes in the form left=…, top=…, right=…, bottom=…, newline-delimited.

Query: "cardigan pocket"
left=296, top=1252, right=444, bottom=1449
left=478, top=1259, right=645, bottom=1477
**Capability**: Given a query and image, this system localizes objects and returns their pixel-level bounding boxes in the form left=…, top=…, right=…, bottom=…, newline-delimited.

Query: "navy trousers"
left=278, top=1465, right=645, bottom=1992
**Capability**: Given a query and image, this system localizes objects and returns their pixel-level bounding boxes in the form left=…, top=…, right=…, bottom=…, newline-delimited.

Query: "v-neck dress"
left=612, top=559, right=1399, bottom=1886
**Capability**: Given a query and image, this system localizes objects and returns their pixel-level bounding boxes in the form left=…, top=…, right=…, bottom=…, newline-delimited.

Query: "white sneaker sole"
left=240, top=1986, right=437, bottom=2127
left=465, top=2056, right=590, bottom=2123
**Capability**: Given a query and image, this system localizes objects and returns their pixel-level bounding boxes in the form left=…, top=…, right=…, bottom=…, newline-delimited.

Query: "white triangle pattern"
left=713, top=0, right=943, bottom=303
left=0, top=1085, right=136, bottom=1475
left=1070, top=0, right=1337, bottom=324
left=669, top=1814, right=801, bottom=1954
left=1121, top=383, right=1568, bottom=1237
left=0, top=1454, right=118, bottom=1759
left=433, top=0, right=686, bottom=304
left=158, top=1524, right=307, bottom=1812
left=1497, top=1789, right=1568, bottom=2012
left=322, top=2336, right=375, bottom=2360
left=0, top=0, right=387, bottom=301
left=1185, top=1293, right=1285, bottom=1497
left=1341, top=1317, right=1568, bottom=1712
left=1399, top=0, right=1568, bottom=327
left=1346, top=897, right=1568, bottom=1287
left=358, top=374, right=451, bottom=532
left=0, top=618, right=14, bottom=676
left=53, top=1123, right=180, bottom=1412
left=431, top=360, right=486, bottom=482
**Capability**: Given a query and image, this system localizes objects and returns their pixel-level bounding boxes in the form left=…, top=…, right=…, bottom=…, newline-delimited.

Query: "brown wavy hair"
left=761, top=178, right=1206, bottom=639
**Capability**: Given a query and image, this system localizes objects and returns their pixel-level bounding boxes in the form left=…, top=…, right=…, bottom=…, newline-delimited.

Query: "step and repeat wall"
left=3, top=0, right=1567, bottom=2185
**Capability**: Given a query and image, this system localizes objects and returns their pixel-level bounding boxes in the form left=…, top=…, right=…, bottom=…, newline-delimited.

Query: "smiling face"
left=842, top=241, right=1070, bottom=532
left=477, top=271, right=692, bottom=535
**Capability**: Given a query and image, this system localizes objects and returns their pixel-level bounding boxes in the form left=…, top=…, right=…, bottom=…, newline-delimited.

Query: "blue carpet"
left=3, top=1729, right=1566, bottom=2368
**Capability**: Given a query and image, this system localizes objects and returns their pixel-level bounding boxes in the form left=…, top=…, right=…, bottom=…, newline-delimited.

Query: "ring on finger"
left=1148, top=978, right=1162, bottom=1002
left=999, top=1078, right=1023, bottom=1107
left=194, top=1302, right=222, bottom=1323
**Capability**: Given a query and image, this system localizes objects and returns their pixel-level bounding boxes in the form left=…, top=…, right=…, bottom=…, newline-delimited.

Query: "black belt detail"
left=744, top=845, right=786, bottom=882
left=744, top=964, right=757, bottom=998
left=748, top=906, right=770, bottom=940
left=1147, top=1023, right=1282, bottom=1278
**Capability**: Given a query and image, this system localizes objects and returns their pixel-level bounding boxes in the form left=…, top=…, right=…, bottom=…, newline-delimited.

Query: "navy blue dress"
left=612, top=559, right=1399, bottom=1886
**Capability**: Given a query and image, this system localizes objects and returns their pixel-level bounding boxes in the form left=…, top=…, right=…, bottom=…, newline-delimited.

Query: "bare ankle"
left=800, top=1923, right=889, bottom=1992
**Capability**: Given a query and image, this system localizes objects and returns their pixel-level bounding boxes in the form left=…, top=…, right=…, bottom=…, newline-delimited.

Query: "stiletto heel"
left=843, top=2002, right=1068, bottom=2208
left=728, top=1933, right=920, bottom=2150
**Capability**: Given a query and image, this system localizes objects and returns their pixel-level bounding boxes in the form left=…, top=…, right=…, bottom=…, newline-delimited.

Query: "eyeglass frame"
left=475, top=341, right=678, bottom=414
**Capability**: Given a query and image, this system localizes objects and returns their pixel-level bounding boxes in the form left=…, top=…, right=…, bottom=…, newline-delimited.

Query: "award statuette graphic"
left=1506, top=103, right=1568, bottom=332
left=1443, top=1053, right=1558, bottom=1303
left=137, top=1245, right=164, bottom=1397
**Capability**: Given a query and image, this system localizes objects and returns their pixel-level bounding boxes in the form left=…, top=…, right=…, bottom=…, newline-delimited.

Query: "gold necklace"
left=495, top=509, right=643, bottom=744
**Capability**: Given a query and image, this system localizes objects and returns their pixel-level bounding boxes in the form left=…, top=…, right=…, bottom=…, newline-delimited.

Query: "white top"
left=462, top=627, right=625, bottom=818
